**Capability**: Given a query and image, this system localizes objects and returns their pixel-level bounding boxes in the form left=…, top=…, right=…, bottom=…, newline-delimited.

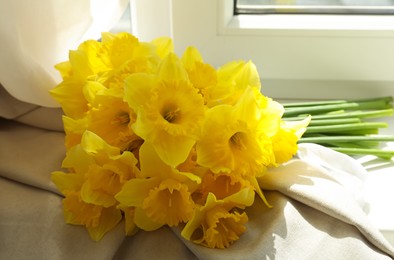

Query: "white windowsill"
left=360, top=116, right=394, bottom=247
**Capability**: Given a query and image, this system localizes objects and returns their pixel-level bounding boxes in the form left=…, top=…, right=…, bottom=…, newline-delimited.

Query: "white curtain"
left=0, top=0, right=129, bottom=107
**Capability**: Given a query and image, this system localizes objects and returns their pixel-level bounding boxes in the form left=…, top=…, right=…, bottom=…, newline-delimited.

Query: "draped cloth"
left=0, top=0, right=129, bottom=107
left=1, top=91, right=394, bottom=259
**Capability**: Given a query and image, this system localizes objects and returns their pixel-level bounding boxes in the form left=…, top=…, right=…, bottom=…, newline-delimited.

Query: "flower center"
left=113, top=112, right=130, bottom=125
left=229, top=132, right=247, bottom=151
left=161, top=104, right=181, bottom=123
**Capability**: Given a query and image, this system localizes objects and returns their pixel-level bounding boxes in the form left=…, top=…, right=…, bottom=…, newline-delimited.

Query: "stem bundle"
left=283, top=96, right=394, bottom=159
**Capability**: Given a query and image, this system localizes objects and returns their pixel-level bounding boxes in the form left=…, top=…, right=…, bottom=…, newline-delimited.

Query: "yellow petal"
left=203, top=207, right=248, bottom=248
left=100, top=32, right=116, bottom=43
left=182, top=188, right=254, bottom=243
left=281, top=115, right=311, bottom=138
left=49, top=79, right=89, bottom=119
left=62, top=192, right=102, bottom=227
left=134, top=207, right=163, bottom=231
left=87, top=206, right=122, bottom=241
left=138, top=141, right=172, bottom=178
left=151, top=37, right=174, bottom=59
left=181, top=46, right=204, bottom=70
left=81, top=131, right=120, bottom=159
left=115, top=177, right=161, bottom=207
left=51, top=171, right=84, bottom=196
left=196, top=105, right=235, bottom=173
left=69, top=39, right=107, bottom=78
left=100, top=32, right=140, bottom=68
left=200, top=172, right=244, bottom=200
left=62, top=115, right=87, bottom=149
left=61, top=144, right=95, bottom=174
left=152, top=133, right=197, bottom=168
left=124, top=73, right=156, bottom=111
left=157, top=53, right=189, bottom=82
left=82, top=81, right=106, bottom=105
left=222, top=187, right=255, bottom=209
left=118, top=205, right=139, bottom=236
left=55, top=61, right=73, bottom=79
left=142, top=179, right=195, bottom=226
left=139, top=141, right=201, bottom=185
left=80, top=165, right=120, bottom=207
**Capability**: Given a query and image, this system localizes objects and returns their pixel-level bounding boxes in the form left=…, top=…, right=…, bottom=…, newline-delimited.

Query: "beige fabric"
left=0, top=85, right=63, bottom=131
left=1, top=111, right=394, bottom=259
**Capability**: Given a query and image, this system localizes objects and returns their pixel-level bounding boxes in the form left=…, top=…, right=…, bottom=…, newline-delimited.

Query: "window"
left=131, top=0, right=394, bottom=100
left=235, top=0, right=394, bottom=15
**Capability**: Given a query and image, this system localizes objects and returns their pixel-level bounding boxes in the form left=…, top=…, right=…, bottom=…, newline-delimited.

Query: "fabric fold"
left=1, top=119, right=394, bottom=259
left=261, top=144, right=394, bottom=257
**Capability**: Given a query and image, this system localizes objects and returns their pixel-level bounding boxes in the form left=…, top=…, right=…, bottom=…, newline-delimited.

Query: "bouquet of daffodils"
left=50, top=32, right=310, bottom=248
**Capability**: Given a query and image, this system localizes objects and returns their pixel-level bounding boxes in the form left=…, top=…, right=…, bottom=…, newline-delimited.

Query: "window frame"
left=130, top=0, right=394, bottom=100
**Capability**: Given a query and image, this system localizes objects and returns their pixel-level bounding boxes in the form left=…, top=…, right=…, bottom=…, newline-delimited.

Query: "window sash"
left=131, top=0, right=394, bottom=100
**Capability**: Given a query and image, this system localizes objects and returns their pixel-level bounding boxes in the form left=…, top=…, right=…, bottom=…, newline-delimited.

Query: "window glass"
left=235, top=0, right=394, bottom=14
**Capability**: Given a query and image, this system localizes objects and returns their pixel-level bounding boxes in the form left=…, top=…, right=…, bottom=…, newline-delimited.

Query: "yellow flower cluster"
left=51, top=32, right=309, bottom=248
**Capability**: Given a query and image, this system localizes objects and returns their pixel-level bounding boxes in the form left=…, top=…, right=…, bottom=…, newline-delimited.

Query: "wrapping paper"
left=1, top=94, right=394, bottom=259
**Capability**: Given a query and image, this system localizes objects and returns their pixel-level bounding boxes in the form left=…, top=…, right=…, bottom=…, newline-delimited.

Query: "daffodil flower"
left=124, top=53, right=206, bottom=167
left=198, top=171, right=252, bottom=202
left=207, top=60, right=261, bottom=107
left=181, top=46, right=218, bottom=105
left=52, top=131, right=139, bottom=240
left=87, top=88, right=142, bottom=151
left=115, top=142, right=201, bottom=230
left=62, top=192, right=122, bottom=241
left=197, top=87, right=275, bottom=177
left=181, top=189, right=254, bottom=249
left=271, top=117, right=311, bottom=164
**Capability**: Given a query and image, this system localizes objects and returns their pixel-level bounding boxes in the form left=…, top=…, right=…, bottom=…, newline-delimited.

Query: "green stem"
left=283, top=109, right=393, bottom=121
left=299, top=135, right=394, bottom=143
left=306, top=118, right=361, bottom=126
left=305, top=122, right=388, bottom=134
left=283, top=99, right=346, bottom=108
left=283, top=96, right=393, bottom=117
left=330, top=147, right=394, bottom=159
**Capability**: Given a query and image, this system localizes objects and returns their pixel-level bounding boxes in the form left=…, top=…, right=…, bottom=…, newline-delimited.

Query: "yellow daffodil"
left=77, top=131, right=138, bottom=207
left=62, top=192, right=122, bottom=241
left=271, top=117, right=311, bottom=164
left=70, top=39, right=109, bottom=79
left=117, top=204, right=138, bottom=236
left=203, top=207, right=248, bottom=249
left=52, top=131, right=139, bottom=240
left=199, top=171, right=251, bottom=201
left=99, top=32, right=157, bottom=70
left=181, top=47, right=218, bottom=105
left=207, top=60, right=261, bottom=107
left=50, top=78, right=90, bottom=119
left=124, top=53, right=206, bottom=167
left=62, top=115, right=87, bottom=149
left=87, top=88, right=141, bottom=151
left=181, top=189, right=254, bottom=248
left=197, top=87, right=275, bottom=177
left=151, top=36, right=174, bottom=59
left=115, top=142, right=200, bottom=230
